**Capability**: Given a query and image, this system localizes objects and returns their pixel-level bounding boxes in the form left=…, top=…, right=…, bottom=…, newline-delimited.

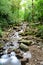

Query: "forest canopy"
left=0, top=0, right=43, bottom=25
left=0, top=0, right=43, bottom=38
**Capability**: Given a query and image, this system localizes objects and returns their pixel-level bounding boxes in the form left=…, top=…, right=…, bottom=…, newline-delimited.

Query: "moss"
left=19, top=39, right=32, bottom=46
left=0, top=43, right=4, bottom=49
left=0, top=28, right=3, bottom=37
left=20, top=30, right=36, bottom=36
left=0, top=43, right=4, bottom=47
left=20, top=43, right=29, bottom=52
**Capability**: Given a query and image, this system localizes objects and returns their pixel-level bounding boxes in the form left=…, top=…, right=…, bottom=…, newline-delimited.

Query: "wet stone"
left=16, top=54, right=23, bottom=59
left=14, top=49, right=20, bottom=54
left=7, top=48, right=13, bottom=54
left=0, top=53, right=3, bottom=58
left=19, top=43, right=29, bottom=52
left=21, top=58, right=29, bottom=65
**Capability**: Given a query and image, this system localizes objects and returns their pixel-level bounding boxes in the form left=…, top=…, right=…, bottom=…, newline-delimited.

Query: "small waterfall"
left=4, top=31, right=20, bottom=51
left=0, top=52, right=21, bottom=65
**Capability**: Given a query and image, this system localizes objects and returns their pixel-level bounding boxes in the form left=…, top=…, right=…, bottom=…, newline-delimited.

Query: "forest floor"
left=0, top=22, right=43, bottom=65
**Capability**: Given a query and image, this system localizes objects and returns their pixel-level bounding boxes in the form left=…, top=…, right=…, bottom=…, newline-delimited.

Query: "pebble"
left=40, top=61, right=43, bottom=65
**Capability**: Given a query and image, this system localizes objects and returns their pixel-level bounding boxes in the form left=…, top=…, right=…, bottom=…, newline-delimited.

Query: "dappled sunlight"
left=20, top=0, right=27, bottom=5
left=22, top=7, right=25, bottom=10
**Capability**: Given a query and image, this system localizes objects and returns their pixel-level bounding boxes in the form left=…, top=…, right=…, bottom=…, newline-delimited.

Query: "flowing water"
left=0, top=27, right=22, bottom=65
left=0, top=52, right=21, bottom=65
left=0, top=23, right=32, bottom=65
left=0, top=30, right=22, bottom=65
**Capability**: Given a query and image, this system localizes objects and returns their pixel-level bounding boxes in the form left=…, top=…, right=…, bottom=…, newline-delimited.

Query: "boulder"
left=19, top=39, right=32, bottom=46
left=19, top=43, right=29, bottom=51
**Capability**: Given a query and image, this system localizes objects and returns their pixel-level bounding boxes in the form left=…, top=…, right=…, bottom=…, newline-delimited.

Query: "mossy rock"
left=0, top=43, right=4, bottom=47
left=13, top=49, right=20, bottom=54
left=19, top=39, right=32, bottom=46
left=19, top=43, right=29, bottom=51
left=20, top=30, right=36, bottom=36
left=0, top=43, right=4, bottom=53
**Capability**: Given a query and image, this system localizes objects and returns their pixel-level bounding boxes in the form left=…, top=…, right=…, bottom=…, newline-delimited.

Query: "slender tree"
left=32, top=0, right=34, bottom=22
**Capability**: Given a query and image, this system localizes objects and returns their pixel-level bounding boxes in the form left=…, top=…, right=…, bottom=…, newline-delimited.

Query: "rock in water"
left=19, top=30, right=23, bottom=34
left=10, top=52, right=16, bottom=56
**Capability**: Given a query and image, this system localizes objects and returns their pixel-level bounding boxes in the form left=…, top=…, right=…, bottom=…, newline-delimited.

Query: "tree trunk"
left=32, top=0, right=34, bottom=22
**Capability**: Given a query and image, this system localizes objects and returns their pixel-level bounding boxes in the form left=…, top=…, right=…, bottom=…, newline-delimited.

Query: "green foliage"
left=36, top=0, right=43, bottom=22
left=0, top=0, right=12, bottom=28
left=0, top=18, right=8, bottom=28
left=0, top=0, right=43, bottom=39
left=0, top=0, right=11, bottom=14
left=36, top=25, right=43, bottom=39
left=0, top=0, right=43, bottom=25
left=0, top=0, right=21, bottom=29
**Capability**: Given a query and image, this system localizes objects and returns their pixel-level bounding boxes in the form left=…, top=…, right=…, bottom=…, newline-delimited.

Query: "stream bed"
left=0, top=22, right=43, bottom=65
